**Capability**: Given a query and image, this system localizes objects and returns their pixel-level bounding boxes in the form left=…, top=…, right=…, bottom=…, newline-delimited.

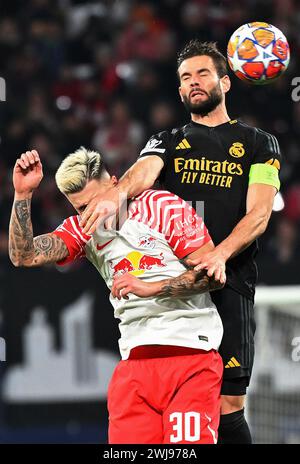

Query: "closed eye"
left=78, top=204, right=87, bottom=213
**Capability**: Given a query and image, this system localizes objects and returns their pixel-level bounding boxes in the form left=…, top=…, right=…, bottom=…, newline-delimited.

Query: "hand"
left=186, top=248, right=227, bottom=285
left=111, top=273, right=159, bottom=300
left=80, top=187, right=123, bottom=235
left=13, top=150, right=43, bottom=196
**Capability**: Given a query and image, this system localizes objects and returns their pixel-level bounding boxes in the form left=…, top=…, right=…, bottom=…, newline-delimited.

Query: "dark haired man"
left=80, top=40, right=281, bottom=444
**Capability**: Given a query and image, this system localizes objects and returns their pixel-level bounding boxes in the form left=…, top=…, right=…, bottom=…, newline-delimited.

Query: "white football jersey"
left=53, top=189, right=223, bottom=359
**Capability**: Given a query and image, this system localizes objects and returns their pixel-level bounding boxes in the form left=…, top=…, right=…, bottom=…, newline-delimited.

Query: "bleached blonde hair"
left=55, top=147, right=108, bottom=195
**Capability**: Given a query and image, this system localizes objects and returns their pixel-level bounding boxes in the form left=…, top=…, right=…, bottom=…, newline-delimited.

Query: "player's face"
left=178, top=55, right=227, bottom=116
left=67, top=177, right=117, bottom=216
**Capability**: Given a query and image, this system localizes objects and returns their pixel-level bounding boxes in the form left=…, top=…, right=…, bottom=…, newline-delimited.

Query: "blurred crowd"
left=1, top=0, right=300, bottom=284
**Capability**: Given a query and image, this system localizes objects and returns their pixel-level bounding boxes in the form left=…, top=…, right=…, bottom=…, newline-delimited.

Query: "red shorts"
left=107, top=345, right=223, bottom=444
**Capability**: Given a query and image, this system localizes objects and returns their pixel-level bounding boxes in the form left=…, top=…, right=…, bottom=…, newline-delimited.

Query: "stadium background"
left=0, top=0, right=300, bottom=444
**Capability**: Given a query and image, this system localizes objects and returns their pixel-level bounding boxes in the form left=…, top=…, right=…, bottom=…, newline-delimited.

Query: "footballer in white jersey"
left=10, top=148, right=225, bottom=444
left=53, top=189, right=223, bottom=360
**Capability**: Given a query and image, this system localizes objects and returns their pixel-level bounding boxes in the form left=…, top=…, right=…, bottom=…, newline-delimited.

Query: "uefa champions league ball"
left=227, top=22, right=290, bottom=84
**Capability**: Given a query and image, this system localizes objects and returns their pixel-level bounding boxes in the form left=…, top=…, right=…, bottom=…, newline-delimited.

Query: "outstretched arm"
left=9, top=150, right=69, bottom=267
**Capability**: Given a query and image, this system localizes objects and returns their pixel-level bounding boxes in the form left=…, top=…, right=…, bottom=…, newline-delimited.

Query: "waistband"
left=128, top=345, right=208, bottom=360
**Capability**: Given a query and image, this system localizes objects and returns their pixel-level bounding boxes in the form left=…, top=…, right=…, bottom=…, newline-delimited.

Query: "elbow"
left=250, top=207, right=271, bottom=237
left=257, top=214, right=270, bottom=236
left=134, top=172, right=154, bottom=192
left=8, top=251, right=20, bottom=267
left=9, top=255, right=32, bottom=268
left=8, top=243, right=21, bottom=267
left=259, top=222, right=268, bottom=236
left=129, top=165, right=156, bottom=192
left=10, top=257, right=22, bottom=267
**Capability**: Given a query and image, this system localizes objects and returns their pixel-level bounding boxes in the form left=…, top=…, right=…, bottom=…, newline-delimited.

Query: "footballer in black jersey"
left=138, top=119, right=281, bottom=301
left=80, top=40, right=281, bottom=444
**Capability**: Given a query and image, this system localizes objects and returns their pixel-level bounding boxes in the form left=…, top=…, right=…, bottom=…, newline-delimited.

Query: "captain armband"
left=249, top=163, right=280, bottom=191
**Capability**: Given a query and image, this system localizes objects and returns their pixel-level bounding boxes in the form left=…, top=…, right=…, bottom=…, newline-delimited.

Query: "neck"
left=191, top=101, right=230, bottom=127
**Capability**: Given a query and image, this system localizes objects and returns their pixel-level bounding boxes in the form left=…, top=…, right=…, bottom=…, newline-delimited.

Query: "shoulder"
left=139, top=126, right=188, bottom=159
left=144, top=126, right=186, bottom=146
left=131, top=189, right=182, bottom=215
left=133, top=189, right=180, bottom=204
left=237, top=121, right=280, bottom=153
left=129, top=189, right=190, bottom=226
left=238, top=121, right=278, bottom=142
left=129, top=190, right=195, bottom=234
left=254, top=127, right=280, bottom=153
left=55, top=215, right=91, bottom=245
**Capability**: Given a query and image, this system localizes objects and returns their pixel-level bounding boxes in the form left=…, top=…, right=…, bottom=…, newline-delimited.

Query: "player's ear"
left=178, top=86, right=184, bottom=103
left=220, top=75, right=231, bottom=94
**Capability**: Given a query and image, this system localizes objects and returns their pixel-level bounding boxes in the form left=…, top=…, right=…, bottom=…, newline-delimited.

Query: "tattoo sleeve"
left=9, top=198, right=68, bottom=266
left=157, top=269, right=223, bottom=297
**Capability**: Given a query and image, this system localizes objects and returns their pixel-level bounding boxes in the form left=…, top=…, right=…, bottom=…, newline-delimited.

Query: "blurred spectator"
left=58, top=111, right=92, bottom=155
left=147, top=100, right=178, bottom=137
left=117, top=4, right=169, bottom=62
left=92, top=99, right=144, bottom=176
left=125, top=65, right=162, bottom=123
left=93, top=44, right=121, bottom=97
left=0, top=18, right=21, bottom=69
left=257, top=216, right=300, bottom=285
left=284, top=184, right=300, bottom=222
left=179, top=1, right=212, bottom=44
left=29, top=18, right=65, bottom=79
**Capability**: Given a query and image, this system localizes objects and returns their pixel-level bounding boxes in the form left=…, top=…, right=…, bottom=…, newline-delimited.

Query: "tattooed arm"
left=111, top=241, right=225, bottom=300
left=9, top=150, right=69, bottom=267
left=156, top=269, right=223, bottom=297
left=155, top=242, right=226, bottom=297
left=9, top=197, right=68, bottom=267
left=111, top=268, right=223, bottom=300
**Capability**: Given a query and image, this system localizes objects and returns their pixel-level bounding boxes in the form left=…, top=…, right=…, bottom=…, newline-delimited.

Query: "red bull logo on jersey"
left=138, top=235, right=157, bottom=249
left=110, top=251, right=166, bottom=277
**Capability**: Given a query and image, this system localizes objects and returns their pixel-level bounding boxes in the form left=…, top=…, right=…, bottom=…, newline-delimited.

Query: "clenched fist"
left=13, top=150, right=43, bottom=195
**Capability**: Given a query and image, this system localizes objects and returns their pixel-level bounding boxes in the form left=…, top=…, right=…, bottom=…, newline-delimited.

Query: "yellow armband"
left=249, top=163, right=280, bottom=191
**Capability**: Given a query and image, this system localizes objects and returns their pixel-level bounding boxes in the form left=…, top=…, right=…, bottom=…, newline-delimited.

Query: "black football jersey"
left=138, top=119, right=281, bottom=300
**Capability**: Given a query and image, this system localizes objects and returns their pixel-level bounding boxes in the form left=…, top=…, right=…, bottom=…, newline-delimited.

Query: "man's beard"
left=182, top=82, right=223, bottom=116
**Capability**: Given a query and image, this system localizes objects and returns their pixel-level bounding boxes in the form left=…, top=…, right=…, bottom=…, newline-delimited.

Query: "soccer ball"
left=227, top=22, right=290, bottom=84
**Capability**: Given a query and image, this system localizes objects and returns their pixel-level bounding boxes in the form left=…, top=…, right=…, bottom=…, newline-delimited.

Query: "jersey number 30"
left=169, top=412, right=200, bottom=442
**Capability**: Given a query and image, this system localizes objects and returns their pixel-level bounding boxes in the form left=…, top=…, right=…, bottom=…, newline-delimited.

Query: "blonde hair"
left=55, top=147, right=107, bottom=195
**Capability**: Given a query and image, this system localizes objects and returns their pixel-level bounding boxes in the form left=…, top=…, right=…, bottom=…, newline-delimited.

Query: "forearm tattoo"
left=9, top=199, right=68, bottom=266
left=33, top=234, right=68, bottom=264
left=158, top=269, right=210, bottom=297
left=9, top=199, right=34, bottom=264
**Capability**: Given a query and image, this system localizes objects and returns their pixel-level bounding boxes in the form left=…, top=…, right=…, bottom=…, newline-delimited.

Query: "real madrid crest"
left=229, top=142, right=245, bottom=158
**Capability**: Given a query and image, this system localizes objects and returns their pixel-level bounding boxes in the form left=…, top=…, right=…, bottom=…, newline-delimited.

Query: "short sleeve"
left=52, top=216, right=90, bottom=265
left=138, top=131, right=170, bottom=164
left=249, top=129, right=281, bottom=190
left=158, top=195, right=212, bottom=259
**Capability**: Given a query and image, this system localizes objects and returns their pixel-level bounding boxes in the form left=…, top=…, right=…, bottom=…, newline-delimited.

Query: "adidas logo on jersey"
left=225, top=357, right=241, bottom=368
left=176, top=138, right=191, bottom=150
